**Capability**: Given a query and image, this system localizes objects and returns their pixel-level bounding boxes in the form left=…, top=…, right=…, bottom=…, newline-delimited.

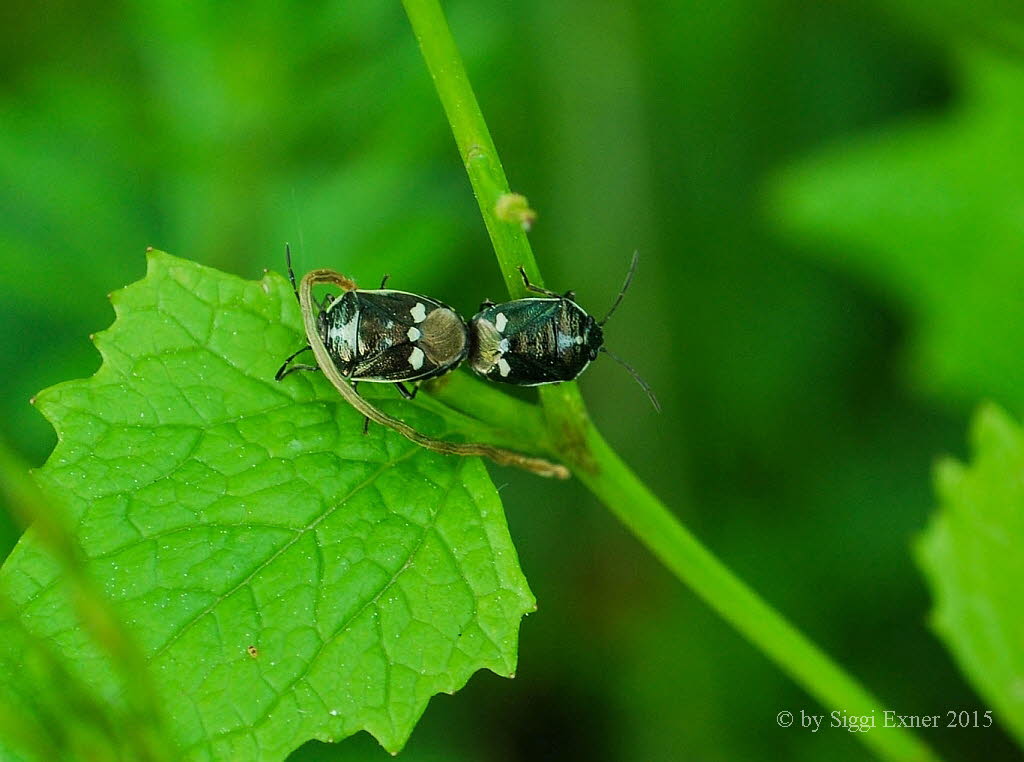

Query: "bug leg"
left=275, top=345, right=313, bottom=380
left=278, top=364, right=320, bottom=379
left=479, top=298, right=495, bottom=310
left=517, top=266, right=563, bottom=298
left=393, top=382, right=418, bottom=400
left=379, top=274, right=391, bottom=289
left=350, top=381, right=371, bottom=435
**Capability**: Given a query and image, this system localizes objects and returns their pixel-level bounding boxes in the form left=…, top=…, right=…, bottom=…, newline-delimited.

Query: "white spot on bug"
left=498, top=358, right=511, bottom=377
left=499, top=338, right=509, bottom=353
left=557, top=332, right=577, bottom=351
left=329, top=313, right=360, bottom=359
left=410, top=303, right=427, bottom=322
left=409, top=346, right=425, bottom=370
left=407, top=326, right=421, bottom=342
left=495, top=312, right=508, bottom=332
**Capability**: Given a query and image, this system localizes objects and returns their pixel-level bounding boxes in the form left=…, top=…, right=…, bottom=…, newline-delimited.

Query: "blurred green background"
left=3, top=0, right=1023, bottom=759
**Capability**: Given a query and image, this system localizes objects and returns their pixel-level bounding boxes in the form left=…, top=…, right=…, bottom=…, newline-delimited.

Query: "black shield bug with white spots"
left=468, top=253, right=660, bottom=410
left=276, top=246, right=469, bottom=405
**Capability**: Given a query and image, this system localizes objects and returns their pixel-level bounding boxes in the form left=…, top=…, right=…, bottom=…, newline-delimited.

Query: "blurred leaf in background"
left=769, top=46, right=1024, bottom=415
left=918, top=404, right=1024, bottom=749
left=0, top=438, right=175, bottom=762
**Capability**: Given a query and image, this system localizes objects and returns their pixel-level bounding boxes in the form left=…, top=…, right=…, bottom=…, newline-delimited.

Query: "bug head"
left=315, top=301, right=330, bottom=338
left=584, top=316, right=604, bottom=361
left=286, top=243, right=334, bottom=341
left=314, top=292, right=340, bottom=337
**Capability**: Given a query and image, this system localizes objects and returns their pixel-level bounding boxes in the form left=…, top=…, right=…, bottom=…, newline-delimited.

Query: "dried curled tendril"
left=299, top=269, right=570, bottom=479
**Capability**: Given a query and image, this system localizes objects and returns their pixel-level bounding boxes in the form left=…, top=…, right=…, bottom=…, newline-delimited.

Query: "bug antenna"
left=600, top=250, right=639, bottom=325
left=287, top=187, right=310, bottom=304
left=285, top=243, right=299, bottom=302
left=600, top=347, right=661, bottom=412
left=291, top=188, right=307, bottom=260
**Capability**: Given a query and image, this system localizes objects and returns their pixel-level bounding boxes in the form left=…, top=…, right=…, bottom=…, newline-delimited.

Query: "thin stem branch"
left=401, top=1, right=939, bottom=759
left=400, top=0, right=544, bottom=299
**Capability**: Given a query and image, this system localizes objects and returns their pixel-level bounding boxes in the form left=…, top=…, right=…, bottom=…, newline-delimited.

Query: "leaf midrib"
left=194, top=457, right=466, bottom=757
left=147, top=444, right=424, bottom=664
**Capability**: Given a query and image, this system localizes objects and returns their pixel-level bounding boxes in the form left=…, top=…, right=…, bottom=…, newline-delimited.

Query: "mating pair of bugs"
left=275, top=247, right=659, bottom=412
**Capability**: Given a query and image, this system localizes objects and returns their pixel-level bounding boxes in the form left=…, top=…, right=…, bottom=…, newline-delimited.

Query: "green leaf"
left=0, top=437, right=175, bottom=762
left=0, top=584, right=172, bottom=762
left=768, top=47, right=1024, bottom=411
left=0, top=251, right=534, bottom=759
left=917, top=403, right=1024, bottom=747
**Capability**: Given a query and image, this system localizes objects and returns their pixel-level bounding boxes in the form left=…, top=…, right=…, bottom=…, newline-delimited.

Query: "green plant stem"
left=422, top=372, right=557, bottom=452
left=400, top=0, right=545, bottom=300
left=402, top=1, right=938, bottom=759
left=577, top=429, right=933, bottom=761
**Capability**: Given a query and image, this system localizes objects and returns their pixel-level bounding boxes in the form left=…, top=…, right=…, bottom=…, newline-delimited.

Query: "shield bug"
left=294, top=265, right=570, bottom=478
left=468, top=253, right=660, bottom=410
left=275, top=246, right=469, bottom=404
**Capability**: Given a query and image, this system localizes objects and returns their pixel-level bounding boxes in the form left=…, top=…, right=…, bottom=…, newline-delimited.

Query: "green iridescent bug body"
left=469, top=297, right=602, bottom=385
left=468, top=254, right=660, bottom=410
